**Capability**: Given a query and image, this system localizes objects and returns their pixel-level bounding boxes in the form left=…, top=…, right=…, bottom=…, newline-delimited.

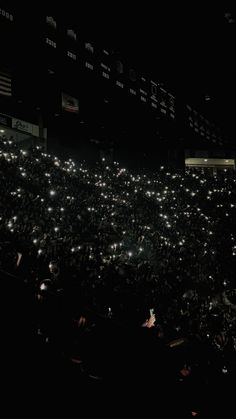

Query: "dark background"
left=62, top=5, right=235, bottom=138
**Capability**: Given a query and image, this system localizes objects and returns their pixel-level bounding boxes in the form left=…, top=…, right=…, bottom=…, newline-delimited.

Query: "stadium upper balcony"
left=0, top=4, right=232, bottom=153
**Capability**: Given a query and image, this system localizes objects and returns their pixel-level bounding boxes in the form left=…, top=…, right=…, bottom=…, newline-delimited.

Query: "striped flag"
left=0, top=71, right=12, bottom=97
left=62, top=92, right=79, bottom=113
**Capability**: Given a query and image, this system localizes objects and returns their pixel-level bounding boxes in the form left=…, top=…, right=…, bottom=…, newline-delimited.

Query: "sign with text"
left=12, top=118, right=33, bottom=134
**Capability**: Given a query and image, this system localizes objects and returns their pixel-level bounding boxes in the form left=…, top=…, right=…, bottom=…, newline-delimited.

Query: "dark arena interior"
left=1, top=3, right=236, bottom=416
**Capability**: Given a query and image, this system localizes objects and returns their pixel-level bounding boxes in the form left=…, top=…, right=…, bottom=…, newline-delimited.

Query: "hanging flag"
left=62, top=92, right=79, bottom=113
left=0, top=71, right=12, bottom=97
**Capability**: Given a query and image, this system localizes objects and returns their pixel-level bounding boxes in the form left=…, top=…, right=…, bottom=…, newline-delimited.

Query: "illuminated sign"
left=102, top=72, right=110, bottom=79
left=46, top=38, right=56, bottom=48
left=0, top=8, right=13, bottom=21
left=101, top=63, right=111, bottom=72
left=67, top=51, right=76, bottom=60
left=116, top=81, right=124, bottom=88
left=85, top=62, right=94, bottom=70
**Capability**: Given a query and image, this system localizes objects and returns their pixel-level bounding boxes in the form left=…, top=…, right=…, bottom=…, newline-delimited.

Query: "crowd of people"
left=0, top=134, right=236, bottom=416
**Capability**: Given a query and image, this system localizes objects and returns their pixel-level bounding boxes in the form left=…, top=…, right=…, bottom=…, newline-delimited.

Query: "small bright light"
left=50, top=190, right=56, bottom=196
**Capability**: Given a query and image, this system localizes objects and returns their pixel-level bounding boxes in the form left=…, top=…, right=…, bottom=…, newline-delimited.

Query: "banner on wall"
left=12, top=118, right=39, bottom=136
